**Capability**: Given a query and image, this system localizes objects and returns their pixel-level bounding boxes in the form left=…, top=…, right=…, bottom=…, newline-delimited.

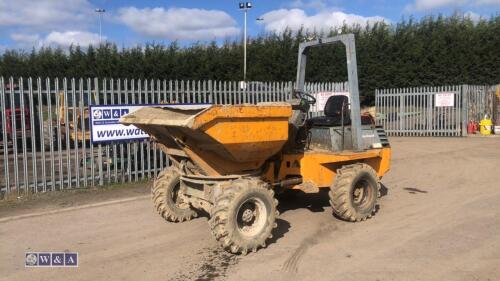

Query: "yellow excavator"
left=121, top=34, right=391, bottom=255
left=56, top=90, right=96, bottom=145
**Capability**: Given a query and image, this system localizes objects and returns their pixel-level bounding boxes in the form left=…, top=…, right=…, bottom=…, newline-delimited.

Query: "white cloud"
left=404, top=0, right=500, bottom=12
left=0, top=0, right=103, bottom=49
left=0, top=0, right=94, bottom=31
left=117, top=7, right=240, bottom=40
left=9, top=30, right=101, bottom=48
left=43, top=31, right=102, bottom=47
left=464, top=11, right=482, bottom=21
left=10, top=33, right=41, bottom=43
left=258, top=9, right=387, bottom=33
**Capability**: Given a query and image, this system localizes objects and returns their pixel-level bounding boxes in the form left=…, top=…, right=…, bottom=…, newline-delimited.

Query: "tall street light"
left=239, top=2, right=252, bottom=82
left=95, top=8, right=106, bottom=44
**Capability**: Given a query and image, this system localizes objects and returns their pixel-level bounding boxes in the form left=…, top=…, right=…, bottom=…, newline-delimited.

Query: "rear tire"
left=152, top=167, right=197, bottom=222
left=209, top=178, right=278, bottom=255
left=329, top=163, right=380, bottom=222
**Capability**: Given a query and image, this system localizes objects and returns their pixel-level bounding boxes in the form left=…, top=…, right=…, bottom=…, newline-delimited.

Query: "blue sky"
left=0, top=0, right=498, bottom=51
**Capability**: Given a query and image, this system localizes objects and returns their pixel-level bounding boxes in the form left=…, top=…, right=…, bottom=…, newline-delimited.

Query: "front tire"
left=209, top=178, right=278, bottom=255
left=329, top=163, right=380, bottom=222
left=152, top=167, right=197, bottom=222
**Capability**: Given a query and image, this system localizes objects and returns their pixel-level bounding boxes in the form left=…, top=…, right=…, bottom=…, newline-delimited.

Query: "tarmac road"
left=1, top=137, right=499, bottom=281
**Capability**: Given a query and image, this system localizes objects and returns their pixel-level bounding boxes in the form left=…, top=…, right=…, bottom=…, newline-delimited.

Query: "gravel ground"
left=1, top=137, right=499, bottom=281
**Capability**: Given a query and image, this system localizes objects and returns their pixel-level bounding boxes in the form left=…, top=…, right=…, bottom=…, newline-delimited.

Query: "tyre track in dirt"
left=169, top=246, right=239, bottom=281
left=282, top=222, right=338, bottom=273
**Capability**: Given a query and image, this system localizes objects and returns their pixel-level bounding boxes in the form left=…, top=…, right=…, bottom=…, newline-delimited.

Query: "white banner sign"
left=435, top=92, right=455, bottom=107
left=90, top=104, right=207, bottom=143
left=312, top=92, right=350, bottom=112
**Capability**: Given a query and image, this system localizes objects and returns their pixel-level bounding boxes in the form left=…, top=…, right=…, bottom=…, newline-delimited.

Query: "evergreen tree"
left=0, top=14, right=498, bottom=105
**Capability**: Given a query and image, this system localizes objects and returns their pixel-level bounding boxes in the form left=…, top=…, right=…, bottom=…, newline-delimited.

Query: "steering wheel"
left=294, top=90, right=316, bottom=105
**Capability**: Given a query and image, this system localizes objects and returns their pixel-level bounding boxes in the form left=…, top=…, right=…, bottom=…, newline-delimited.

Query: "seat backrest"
left=324, top=95, right=349, bottom=117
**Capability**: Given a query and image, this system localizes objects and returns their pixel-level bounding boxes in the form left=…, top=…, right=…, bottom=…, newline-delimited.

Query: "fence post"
left=0, top=77, right=10, bottom=192
left=399, top=93, right=404, bottom=136
left=461, top=84, right=468, bottom=137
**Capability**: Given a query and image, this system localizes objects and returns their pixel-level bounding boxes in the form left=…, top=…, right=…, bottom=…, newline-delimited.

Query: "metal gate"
left=375, top=85, right=498, bottom=137
left=375, top=86, right=466, bottom=137
left=466, top=84, right=499, bottom=122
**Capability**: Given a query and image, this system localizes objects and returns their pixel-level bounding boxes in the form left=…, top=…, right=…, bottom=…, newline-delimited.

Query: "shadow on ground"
left=267, top=218, right=291, bottom=245
left=380, top=183, right=389, bottom=197
left=277, top=183, right=390, bottom=215
left=277, top=189, right=331, bottom=214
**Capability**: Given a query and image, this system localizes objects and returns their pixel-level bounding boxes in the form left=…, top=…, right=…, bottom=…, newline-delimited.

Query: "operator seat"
left=307, top=95, right=350, bottom=127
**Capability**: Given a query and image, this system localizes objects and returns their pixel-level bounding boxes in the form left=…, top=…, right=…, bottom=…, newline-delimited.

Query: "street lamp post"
left=239, top=2, right=252, bottom=82
left=95, top=8, right=106, bottom=44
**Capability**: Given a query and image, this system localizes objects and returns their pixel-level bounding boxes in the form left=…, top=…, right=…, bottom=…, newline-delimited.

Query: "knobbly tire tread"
left=152, top=167, right=196, bottom=222
left=328, top=163, right=380, bottom=222
left=208, top=178, right=278, bottom=255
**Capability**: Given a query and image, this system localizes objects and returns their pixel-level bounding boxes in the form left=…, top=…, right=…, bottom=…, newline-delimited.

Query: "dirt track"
left=1, top=137, right=499, bottom=281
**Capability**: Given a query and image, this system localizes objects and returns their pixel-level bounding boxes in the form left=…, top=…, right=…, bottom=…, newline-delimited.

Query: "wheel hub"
left=352, top=179, right=374, bottom=210
left=353, top=187, right=365, bottom=204
left=236, top=198, right=267, bottom=236
left=241, top=208, right=255, bottom=223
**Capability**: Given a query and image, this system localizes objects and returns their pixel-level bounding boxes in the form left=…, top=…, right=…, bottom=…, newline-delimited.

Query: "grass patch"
left=0, top=179, right=150, bottom=208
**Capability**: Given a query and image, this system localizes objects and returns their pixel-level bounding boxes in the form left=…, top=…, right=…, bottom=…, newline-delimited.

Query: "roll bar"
left=295, top=34, right=363, bottom=151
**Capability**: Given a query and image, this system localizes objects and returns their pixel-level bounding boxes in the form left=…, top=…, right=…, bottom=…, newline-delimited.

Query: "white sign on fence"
left=313, top=92, right=350, bottom=112
left=90, top=104, right=208, bottom=143
left=435, top=92, right=455, bottom=107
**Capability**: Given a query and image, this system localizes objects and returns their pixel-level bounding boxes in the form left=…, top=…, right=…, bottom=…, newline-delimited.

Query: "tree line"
left=0, top=14, right=499, bottom=105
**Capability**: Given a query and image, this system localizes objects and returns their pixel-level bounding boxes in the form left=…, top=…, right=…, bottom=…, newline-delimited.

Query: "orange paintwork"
left=192, top=104, right=292, bottom=129
left=267, top=148, right=391, bottom=190
left=187, top=104, right=391, bottom=186
left=181, top=104, right=292, bottom=174
left=202, top=120, right=289, bottom=162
